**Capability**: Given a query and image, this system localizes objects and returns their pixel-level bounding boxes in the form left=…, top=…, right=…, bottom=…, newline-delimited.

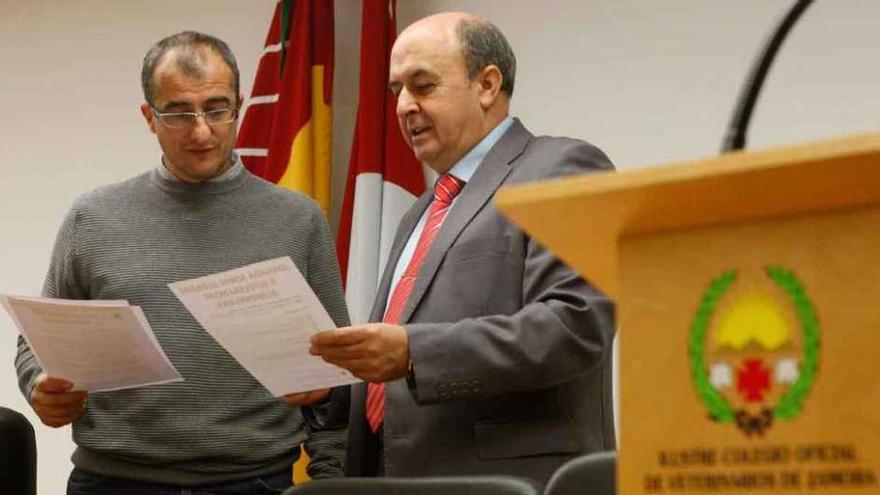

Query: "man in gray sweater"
left=15, top=31, right=349, bottom=494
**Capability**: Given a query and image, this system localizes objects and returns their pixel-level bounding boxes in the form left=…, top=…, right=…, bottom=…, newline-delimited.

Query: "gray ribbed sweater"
left=15, top=166, right=350, bottom=484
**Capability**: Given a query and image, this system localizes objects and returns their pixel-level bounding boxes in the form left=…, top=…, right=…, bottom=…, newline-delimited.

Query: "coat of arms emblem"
left=689, top=266, right=820, bottom=435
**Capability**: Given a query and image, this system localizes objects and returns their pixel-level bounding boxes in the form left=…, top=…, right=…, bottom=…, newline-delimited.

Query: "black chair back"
left=0, top=407, right=37, bottom=495
left=544, top=451, right=615, bottom=495
left=284, top=476, right=541, bottom=495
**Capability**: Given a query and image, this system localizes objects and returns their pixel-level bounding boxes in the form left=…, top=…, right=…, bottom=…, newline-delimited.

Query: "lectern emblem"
left=688, top=266, right=820, bottom=435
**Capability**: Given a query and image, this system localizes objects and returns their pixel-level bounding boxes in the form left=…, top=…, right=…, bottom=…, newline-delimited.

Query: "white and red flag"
left=336, top=0, right=426, bottom=323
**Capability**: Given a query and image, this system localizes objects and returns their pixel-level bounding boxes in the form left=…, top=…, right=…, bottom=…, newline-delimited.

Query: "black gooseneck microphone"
left=721, top=0, right=815, bottom=153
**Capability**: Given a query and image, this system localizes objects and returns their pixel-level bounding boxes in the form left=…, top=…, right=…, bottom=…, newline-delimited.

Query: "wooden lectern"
left=495, top=134, right=880, bottom=495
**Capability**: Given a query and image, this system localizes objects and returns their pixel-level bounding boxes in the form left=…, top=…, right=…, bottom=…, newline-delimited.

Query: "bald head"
left=398, top=11, right=474, bottom=45
left=388, top=12, right=515, bottom=173
left=400, top=11, right=472, bottom=36
left=396, top=12, right=516, bottom=98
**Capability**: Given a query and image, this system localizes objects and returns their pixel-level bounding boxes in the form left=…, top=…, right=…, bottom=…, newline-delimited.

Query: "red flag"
left=337, top=0, right=426, bottom=323
left=236, top=0, right=334, bottom=216
left=235, top=2, right=333, bottom=483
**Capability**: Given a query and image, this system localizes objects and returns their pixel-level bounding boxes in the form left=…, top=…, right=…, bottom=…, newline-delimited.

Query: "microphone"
left=721, top=0, right=815, bottom=153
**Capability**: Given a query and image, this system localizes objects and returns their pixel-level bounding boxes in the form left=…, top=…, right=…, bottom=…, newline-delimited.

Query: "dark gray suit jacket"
left=345, top=119, right=616, bottom=483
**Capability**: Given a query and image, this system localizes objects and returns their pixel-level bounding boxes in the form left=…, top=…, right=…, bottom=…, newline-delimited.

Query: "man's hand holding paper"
left=281, top=388, right=330, bottom=406
left=29, top=374, right=88, bottom=428
left=310, top=323, right=410, bottom=383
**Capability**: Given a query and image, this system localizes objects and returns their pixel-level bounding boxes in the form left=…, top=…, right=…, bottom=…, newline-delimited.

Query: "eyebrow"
left=159, top=96, right=233, bottom=112
left=203, top=96, right=234, bottom=107
left=388, top=69, right=434, bottom=92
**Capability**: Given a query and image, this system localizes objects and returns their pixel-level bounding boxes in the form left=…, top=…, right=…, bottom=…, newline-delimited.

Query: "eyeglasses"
left=150, top=106, right=238, bottom=129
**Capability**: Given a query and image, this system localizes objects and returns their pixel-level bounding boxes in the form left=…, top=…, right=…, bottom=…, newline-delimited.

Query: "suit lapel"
left=368, top=193, right=433, bottom=322
left=399, top=119, right=532, bottom=323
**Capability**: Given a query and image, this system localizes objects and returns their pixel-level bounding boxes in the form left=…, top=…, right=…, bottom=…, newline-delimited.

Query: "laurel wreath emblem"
left=689, top=266, right=821, bottom=432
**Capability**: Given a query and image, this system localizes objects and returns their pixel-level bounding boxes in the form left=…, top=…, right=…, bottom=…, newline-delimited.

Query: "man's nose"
left=189, top=115, right=213, bottom=139
left=395, top=89, right=417, bottom=117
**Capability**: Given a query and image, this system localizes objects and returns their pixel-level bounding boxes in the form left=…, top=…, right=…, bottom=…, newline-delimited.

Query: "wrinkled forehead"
left=390, top=27, right=464, bottom=79
left=151, top=60, right=236, bottom=109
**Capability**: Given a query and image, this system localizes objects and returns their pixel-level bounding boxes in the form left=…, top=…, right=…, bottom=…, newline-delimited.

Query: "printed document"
left=2, top=296, right=182, bottom=392
left=168, top=257, right=358, bottom=396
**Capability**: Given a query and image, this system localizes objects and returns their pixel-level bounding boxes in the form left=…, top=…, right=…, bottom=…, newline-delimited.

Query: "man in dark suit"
left=310, top=11, right=616, bottom=483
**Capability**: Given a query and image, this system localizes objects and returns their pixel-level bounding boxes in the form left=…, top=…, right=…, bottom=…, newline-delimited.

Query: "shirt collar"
left=446, top=116, right=514, bottom=183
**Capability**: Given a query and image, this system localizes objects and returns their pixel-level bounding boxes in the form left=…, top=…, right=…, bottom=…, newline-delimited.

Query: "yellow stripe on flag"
left=293, top=447, right=311, bottom=485
left=278, top=65, right=333, bottom=217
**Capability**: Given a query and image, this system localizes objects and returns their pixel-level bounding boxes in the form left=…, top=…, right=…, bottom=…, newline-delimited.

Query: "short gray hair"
left=455, top=18, right=516, bottom=98
left=141, top=31, right=240, bottom=105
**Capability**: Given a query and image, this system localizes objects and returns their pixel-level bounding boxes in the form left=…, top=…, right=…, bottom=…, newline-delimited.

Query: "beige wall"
left=395, top=0, right=879, bottom=167
left=2, top=1, right=878, bottom=493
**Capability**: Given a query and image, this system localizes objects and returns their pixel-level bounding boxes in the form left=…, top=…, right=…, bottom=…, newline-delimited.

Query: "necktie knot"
left=433, top=174, right=465, bottom=204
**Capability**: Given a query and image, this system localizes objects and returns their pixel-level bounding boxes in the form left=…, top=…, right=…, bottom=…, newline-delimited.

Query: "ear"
left=140, top=103, right=157, bottom=134
left=237, top=94, right=244, bottom=110
left=477, top=64, right=503, bottom=109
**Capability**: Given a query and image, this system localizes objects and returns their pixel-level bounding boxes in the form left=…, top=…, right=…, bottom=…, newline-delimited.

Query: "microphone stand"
left=721, top=0, right=815, bottom=153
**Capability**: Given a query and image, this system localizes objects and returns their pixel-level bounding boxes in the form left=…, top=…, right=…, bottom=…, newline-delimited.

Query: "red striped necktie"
left=365, top=173, right=466, bottom=433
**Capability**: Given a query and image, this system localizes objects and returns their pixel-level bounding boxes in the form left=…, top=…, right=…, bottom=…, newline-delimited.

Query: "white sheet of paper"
left=1, top=296, right=183, bottom=392
left=168, top=257, right=358, bottom=396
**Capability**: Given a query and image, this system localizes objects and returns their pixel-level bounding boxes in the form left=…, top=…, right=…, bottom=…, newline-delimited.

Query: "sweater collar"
left=151, top=154, right=250, bottom=195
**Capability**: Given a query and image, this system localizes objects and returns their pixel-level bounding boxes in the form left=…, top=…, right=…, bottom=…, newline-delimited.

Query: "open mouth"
left=410, top=126, right=430, bottom=140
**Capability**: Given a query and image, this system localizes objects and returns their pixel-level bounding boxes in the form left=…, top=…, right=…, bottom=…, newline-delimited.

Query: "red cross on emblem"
left=736, top=358, right=771, bottom=402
